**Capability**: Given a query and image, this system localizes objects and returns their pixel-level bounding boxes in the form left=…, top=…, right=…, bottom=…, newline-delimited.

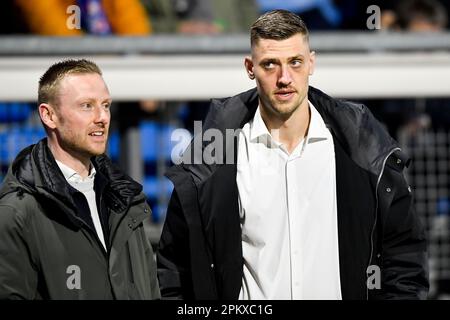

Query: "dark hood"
left=0, top=139, right=143, bottom=219
left=169, top=86, right=403, bottom=186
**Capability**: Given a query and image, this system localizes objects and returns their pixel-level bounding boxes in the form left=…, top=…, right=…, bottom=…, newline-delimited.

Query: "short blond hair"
left=38, top=59, right=102, bottom=105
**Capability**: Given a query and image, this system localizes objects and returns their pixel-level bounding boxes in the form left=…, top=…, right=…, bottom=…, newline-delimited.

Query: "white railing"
left=0, top=33, right=450, bottom=101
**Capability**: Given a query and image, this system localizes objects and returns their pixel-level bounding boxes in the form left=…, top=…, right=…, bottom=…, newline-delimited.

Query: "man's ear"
left=39, top=103, right=57, bottom=129
left=309, top=51, right=316, bottom=76
left=244, top=56, right=255, bottom=80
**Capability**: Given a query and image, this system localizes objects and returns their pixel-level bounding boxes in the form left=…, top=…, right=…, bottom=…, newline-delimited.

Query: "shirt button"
left=386, top=187, right=392, bottom=193
left=128, top=223, right=133, bottom=228
left=396, top=159, right=402, bottom=164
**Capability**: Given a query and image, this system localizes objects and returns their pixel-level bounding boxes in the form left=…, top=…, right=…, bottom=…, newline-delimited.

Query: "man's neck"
left=259, top=100, right=311, bottom=154
left=47, top=140, right=91, bottom=178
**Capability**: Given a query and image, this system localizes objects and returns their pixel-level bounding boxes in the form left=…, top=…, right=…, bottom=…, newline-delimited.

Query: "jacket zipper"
left=366, top=147, right=401, bottom=300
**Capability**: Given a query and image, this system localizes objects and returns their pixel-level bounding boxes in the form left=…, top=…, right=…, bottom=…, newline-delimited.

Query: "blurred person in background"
left=157, top=10, right=429, bottom=300
left=382, top=0, right=450, bottom=300
left=382, top=0, right=447, bottom=31
left=143, top=0, right=258, bottom=34
left=141, top=0, right=259, bottom=134
left=0, top=59, right=160, bottom=300
left=0, top=1, right=28, bottom=34
left=328, top=0, right=450, bottom=31
left=256, top=0, right=345, bottom=30
left=14, top=0, right=151, bottom=35
left=367, top=0, right=449, bottom=139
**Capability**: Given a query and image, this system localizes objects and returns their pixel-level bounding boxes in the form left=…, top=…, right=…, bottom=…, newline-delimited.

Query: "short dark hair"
left=38, top=59, right=102, bottom=105
left=396, top=0, right=448, bottom=29
left=250, top=9, right=309, bottom=47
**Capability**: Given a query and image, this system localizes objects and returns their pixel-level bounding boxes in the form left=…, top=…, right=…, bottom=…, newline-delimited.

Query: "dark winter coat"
left=0, top=139, right=160, bottom=300
left=157, top=86, right=428, bottom=300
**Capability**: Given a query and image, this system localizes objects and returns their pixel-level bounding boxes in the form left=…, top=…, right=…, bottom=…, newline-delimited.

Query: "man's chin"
left=271, top=102, right=298, bottom=116
left=92, top=149, right=107, bottom=157
left=85, top=146, right=107, bottom=157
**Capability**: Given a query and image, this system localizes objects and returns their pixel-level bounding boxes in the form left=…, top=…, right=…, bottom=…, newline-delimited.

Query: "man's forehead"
left=60, top=72, right=103, bottom=85
left=59, top=73, right=111, bottom=99
left=253, top=33, right=308, bottom=45
left=59, top=73, right=109, bottom=93
left=253, top=46, right=310, bottom=62
left=252, top=35, right=310, bottom=55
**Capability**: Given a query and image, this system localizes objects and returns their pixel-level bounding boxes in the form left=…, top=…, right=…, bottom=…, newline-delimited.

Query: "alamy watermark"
left=66, top=5, right=81, bottom=30
left=367, top=264, right=381, bottom=290
left=366, top=5, right=381, bottom=30
left=65, top=4, right=382, bottom=31
left=171, top=121, right=285, bottom=175
left=66, top=265, right=81, bottom=290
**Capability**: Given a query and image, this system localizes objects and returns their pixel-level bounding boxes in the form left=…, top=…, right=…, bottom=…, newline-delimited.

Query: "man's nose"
left=277, top=65, right=292, bottom=87
left=94, top=106, right=110, bottom=124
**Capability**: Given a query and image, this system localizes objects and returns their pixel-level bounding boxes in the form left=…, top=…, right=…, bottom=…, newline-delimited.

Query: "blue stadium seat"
left=437, top=197, right=450, bottom=216
left=0, top=125, right=45, bottom=181
left=143, top=176, right=173, bottom=223
left=140, top=121, right=191, bottom=163
left=0, top=103, right=33, bottom=123
left=107, top=130, right=120, bottom=162
left=143, top=176, right=173, bottom=200
left=140, top=121, right=189, bottom=224
left=2, top=126, right=45, bottom=162
left=140, top=121, right=159, bottom=162
left=151, top=204, right=169, bottom=224
left=0, top=131, right=7, bottom=164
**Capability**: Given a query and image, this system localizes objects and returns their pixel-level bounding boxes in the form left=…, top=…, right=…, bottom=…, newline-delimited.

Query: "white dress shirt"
left=56, top=160, right=106, bottom=251
left=237, top=102, right=342, bottom=300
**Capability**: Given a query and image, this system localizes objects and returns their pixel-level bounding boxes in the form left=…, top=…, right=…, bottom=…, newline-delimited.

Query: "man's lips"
left=88, top=130, right=108, bottom=141
left=89, top=131, right=105, bottom=136
left=274, top=90, right=296, bottom=100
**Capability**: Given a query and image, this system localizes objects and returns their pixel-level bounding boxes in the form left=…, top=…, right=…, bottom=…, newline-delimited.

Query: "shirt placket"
left=285, top=155, right=304, bottom=300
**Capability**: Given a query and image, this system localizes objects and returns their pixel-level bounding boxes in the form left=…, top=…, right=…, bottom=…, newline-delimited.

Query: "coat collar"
left=169, top=86, right=402, bottom=186
left=249, top=101, right=330, bottom=149
left=307, top=86, right=401, bottom=176
left=0, top=138, right=144, bottom=227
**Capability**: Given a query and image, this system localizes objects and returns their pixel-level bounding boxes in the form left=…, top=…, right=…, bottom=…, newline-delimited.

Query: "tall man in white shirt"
left=158, top=10, right=428, bottom=300
left=0, top=59, right=160, bottom=299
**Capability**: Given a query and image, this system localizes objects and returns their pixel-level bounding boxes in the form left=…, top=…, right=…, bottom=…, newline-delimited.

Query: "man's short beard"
left=60, top=136, right=105, bottom=160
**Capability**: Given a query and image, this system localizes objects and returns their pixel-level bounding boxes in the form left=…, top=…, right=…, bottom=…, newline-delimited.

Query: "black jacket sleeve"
left=377, top=167, right=429, bottom=299
left=0, top=204, right=38, bottom=300
left=157, top=190, right=194, bottom=299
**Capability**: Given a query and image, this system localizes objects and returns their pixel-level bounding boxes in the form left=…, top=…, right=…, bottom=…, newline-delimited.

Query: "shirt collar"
left=55, top=159, right=96, bottom=183
left=250, top=104, right=280, bottom=147
left=249, top=100, right=329, bottom=147
left=307, top=100, right=330, bottom=144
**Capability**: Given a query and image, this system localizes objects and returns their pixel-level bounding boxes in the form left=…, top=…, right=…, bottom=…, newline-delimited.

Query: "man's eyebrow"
left=76, top=97, right=112, bottom=103
left=289, top=54, right=305, bottom=60
left=260, top=54, right=306, bottom=63
left=260, top=58, right=279, bottom=64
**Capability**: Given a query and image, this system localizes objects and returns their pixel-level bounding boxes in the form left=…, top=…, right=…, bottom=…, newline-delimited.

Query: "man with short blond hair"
left=0, top=59, right=160, bottom=300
